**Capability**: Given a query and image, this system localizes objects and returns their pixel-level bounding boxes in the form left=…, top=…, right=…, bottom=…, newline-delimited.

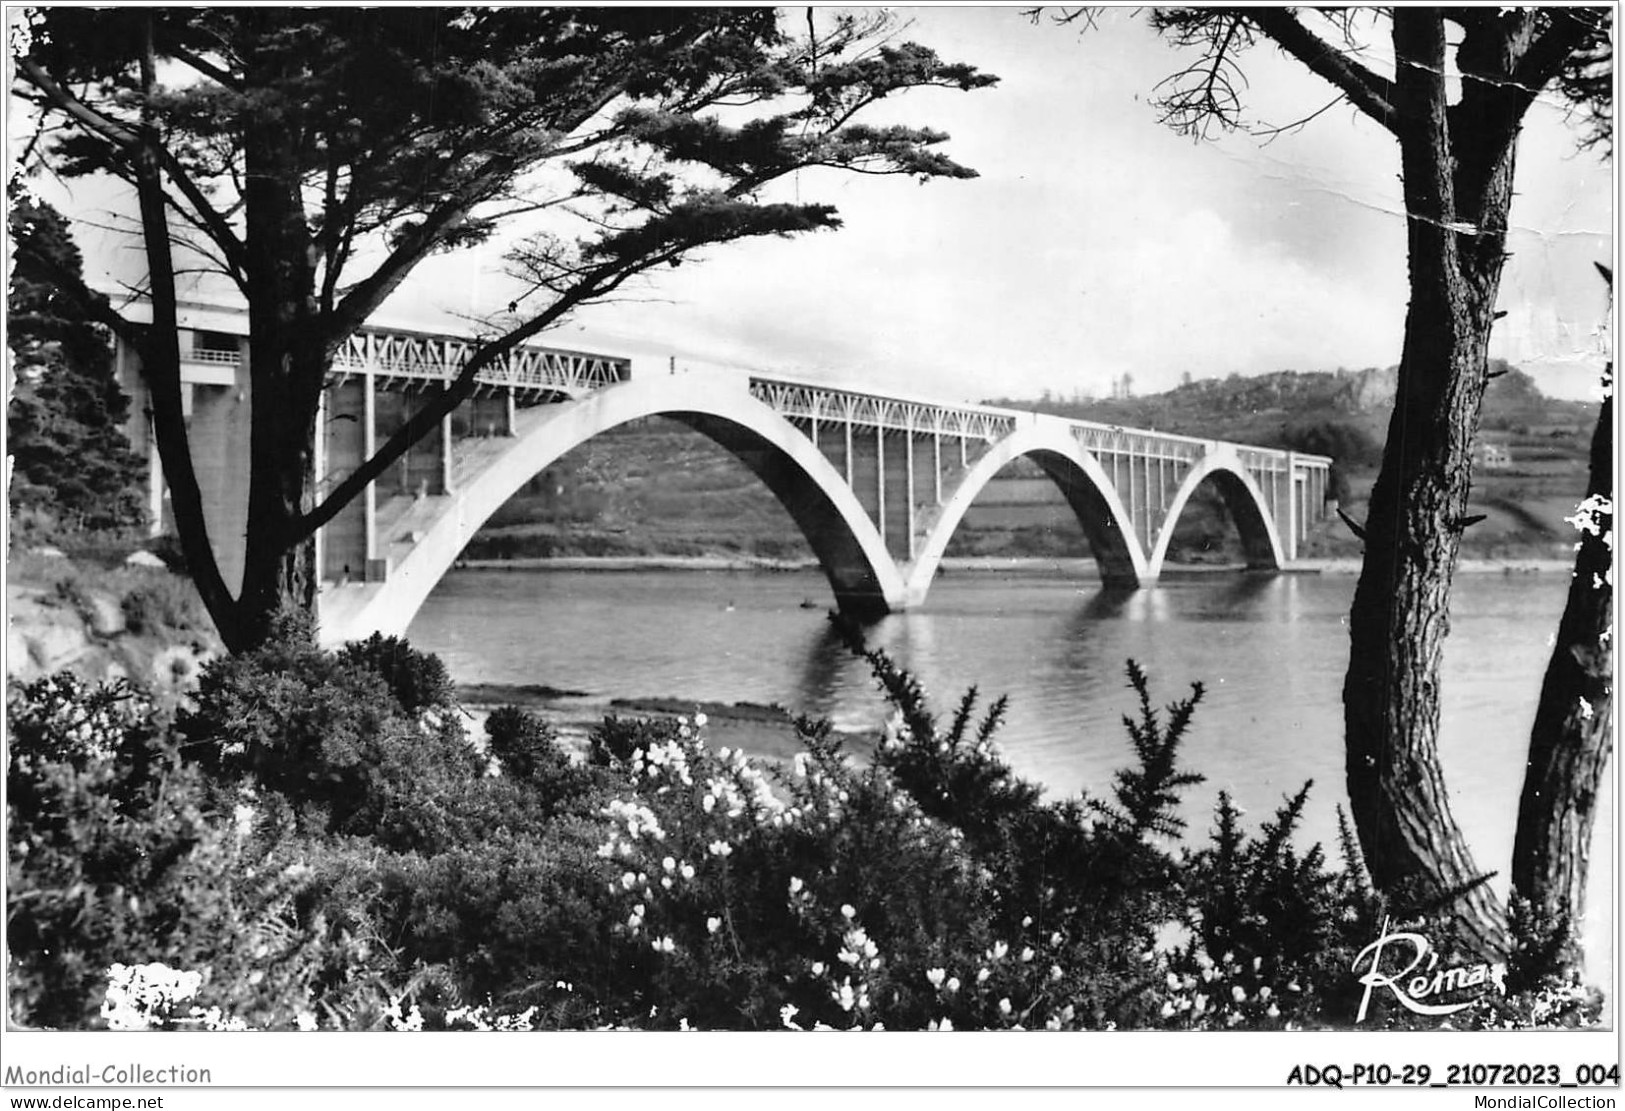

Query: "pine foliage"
left=7, top=197, right=146, bottom=533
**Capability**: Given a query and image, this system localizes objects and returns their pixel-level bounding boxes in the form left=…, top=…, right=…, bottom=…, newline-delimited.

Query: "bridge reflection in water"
left=112, top=303, right=1330, bottom=645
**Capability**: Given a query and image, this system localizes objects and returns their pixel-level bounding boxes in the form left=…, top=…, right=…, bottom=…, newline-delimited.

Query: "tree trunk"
left=1510, top=386, right=1613, bottom=976
left=1342, top=301, right=1510, bottom=960
left=1341, top=13, right=1515, bottom=960
left=228, top=116, right=327, bottom=653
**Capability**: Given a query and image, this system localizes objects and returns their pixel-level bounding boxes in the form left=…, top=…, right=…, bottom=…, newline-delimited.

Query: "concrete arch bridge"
left=118, top=307, right=1331, bottom=646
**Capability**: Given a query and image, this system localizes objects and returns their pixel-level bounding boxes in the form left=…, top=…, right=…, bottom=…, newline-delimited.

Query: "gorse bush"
left=177, top=609, right=483, bottom=849
left=5, top=673, right=312, bottom=1029
left=336, top=633, right=456, bottom=715
left=5, top=617, right=1605, bottom=1031
left=484, top=705, right=596, bottom=808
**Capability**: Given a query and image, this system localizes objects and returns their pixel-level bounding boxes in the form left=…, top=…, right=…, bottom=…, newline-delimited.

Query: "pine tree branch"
left=1452, top=9, right=1604, bottom=221
left=1248, top=9, right=1399, bottom=133
left=15, top=55, right=249, bottom=279
left=166, top=43, right=242, bottom=92
left=13, top=57, right=140, bottom=147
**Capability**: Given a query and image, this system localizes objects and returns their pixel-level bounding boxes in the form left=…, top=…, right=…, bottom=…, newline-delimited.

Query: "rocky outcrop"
left=6, top=582, right=215, bottom=699
left=1334, top=366, right=1399, bottom=413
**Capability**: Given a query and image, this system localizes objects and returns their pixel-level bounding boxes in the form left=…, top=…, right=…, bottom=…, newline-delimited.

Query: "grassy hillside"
left=463, top=365, right=1601, bottom=565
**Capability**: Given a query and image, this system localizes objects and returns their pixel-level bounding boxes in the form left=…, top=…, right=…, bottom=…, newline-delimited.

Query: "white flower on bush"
left=382, top=998, right=424, bottom=1032
left=102, top=963, right=203, bottom=1030
left=926, top=968, right=947, bottom=989
left=707, top=916, right=722, bottom=935
left=832, top=978, right=858, bottom=1012
left=193, top=1006, right=249, bottom=1032
left=604, top=799, right=667, bottom=842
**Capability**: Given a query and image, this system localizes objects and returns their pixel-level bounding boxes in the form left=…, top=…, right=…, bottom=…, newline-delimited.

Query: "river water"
left=409, top=563, right=1614, bottom=989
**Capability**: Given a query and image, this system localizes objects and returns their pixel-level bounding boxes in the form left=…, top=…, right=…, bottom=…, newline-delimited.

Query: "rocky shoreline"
left=452, top=682, right=877, bottom=775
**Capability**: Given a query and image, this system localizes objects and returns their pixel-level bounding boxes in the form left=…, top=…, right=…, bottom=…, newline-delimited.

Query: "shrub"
left=336, top=632, right=455, bottom=714
left=178, top=611, right=483, bottom=848
left=484, top=705, right=596, bottom=804
left=851, top=640, right=1210, bottom=1028
left=7, top=673, right=261, bottom=1028
left=589, top=713, right=687, bottom=768
left=119, top=571, right=209, bottom=636
left=27, top=615, right=1604, bottom=1032
left=577, top=712, right=1000, bottom=1030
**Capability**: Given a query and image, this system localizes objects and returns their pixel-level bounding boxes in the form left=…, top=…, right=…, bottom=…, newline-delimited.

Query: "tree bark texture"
left=1340, top=12, right=1519, bottom=960
left=229, top=108, right=326, bottom=652
left=1511, top=390, right=1614, bottom=965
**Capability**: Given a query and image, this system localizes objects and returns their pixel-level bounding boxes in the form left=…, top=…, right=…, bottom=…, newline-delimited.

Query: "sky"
left=37, top=5, right=1617, bottom=403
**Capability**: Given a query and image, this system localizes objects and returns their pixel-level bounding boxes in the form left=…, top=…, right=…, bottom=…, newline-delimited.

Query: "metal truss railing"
left=749, top=378, right=1019, bottom=442
left=329, top=329, right=630, bottom=396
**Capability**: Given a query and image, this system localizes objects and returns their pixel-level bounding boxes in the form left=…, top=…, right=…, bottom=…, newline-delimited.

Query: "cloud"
left=50, top=7, right=1611, bottom=404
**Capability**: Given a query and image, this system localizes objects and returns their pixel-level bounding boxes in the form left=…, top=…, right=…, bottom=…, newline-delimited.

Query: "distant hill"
left=462, top=365, right=1600, bottom=566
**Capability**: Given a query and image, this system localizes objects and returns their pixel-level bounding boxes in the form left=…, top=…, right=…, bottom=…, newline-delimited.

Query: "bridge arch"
left=904, top=419, right=1148, bottom=605
left=1145, top=448, right=1285, bottom=579
left=321, top=372, right=906, bottom=643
